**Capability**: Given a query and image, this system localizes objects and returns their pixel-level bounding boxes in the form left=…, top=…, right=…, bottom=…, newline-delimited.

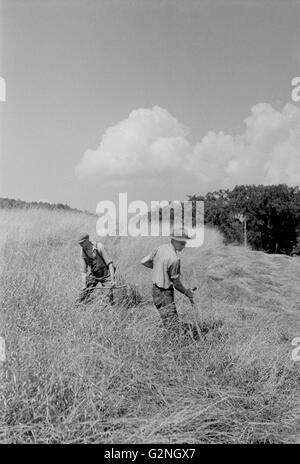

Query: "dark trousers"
left=78, top=274, right=113, bottom=304
left=152, top=284, right=180, bottom=334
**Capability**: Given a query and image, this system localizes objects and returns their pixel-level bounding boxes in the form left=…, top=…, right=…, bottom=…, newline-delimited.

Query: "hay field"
left=0, top=208, right=300, bottom=443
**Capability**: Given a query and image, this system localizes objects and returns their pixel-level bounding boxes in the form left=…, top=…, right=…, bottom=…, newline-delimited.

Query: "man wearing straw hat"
left=77, top=233, right=116, bottom=303
left=141, top=228, right=195, bottom=333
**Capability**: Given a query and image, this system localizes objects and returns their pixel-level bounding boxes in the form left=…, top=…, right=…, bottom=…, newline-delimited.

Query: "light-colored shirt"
left=80, top=241, right=112, bottom=274
left=143, top=243, right=181, bottom=289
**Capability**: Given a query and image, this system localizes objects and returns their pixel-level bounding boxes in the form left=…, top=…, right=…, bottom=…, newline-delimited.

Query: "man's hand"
left=185, top=288, right=195, bottom=303
left=173, top=277, right=195, bottom=303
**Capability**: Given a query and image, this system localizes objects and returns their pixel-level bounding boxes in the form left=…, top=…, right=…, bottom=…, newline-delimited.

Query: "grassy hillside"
left=0, top=208, right=300, bottom=443
left=0, top=197, right=94, bottom=215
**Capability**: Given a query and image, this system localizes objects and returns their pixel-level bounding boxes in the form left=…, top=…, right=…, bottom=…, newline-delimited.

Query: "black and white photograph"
left=0, top=0, right=300, bottom=447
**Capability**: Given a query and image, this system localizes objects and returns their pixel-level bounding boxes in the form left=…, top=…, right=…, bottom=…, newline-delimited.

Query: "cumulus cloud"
left=76, top=106, right=189, bottom=180
left=75, top=103, right=300, bottom=192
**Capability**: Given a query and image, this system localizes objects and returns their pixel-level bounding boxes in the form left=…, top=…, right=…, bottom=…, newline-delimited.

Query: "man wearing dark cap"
left=141, top=228, right=195, bottom=333
left=78, top=233, right=116, bottom=303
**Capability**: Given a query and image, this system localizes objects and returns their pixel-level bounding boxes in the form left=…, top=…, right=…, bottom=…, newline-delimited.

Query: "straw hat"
left=171, top=228, right=190, bottom=242
left=78, top=233, right=89, bottom=244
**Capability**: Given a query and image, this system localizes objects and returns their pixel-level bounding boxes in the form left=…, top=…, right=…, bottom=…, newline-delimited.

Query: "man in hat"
left=78, top=233, right=116, bottom=303
left=141, top=228, right=195, bottom=333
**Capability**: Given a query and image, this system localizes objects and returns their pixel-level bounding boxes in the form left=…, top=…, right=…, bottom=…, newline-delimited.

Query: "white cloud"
left=76, top=103, right=300, bottom=192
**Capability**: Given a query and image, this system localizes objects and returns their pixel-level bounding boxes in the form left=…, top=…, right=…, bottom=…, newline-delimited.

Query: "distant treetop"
left=0, top=197, right=95, bottom=215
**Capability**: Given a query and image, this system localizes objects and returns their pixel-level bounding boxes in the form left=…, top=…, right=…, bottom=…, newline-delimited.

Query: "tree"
left=190, top=184, right=299, bottom=255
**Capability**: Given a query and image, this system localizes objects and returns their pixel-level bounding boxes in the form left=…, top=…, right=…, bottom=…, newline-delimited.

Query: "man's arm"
left=141, top=249, right=156, bottom=269
left=141, top=255, right=153, bottom=269
left=169, top=259, right=194, bottom=303
left=172, top=277, right=194, bottom=302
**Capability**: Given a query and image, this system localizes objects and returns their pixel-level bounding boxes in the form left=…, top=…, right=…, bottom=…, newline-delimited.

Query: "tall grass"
left=0, top=208, right=300, bottom=443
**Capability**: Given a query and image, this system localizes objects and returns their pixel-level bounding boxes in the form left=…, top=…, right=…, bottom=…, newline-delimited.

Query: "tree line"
left=2, top=185, right=300, bottom=256
left=189, top=184, right=300, bottom=255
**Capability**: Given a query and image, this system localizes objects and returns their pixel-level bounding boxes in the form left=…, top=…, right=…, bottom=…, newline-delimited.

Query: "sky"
left=0, top=0, right=300, bottom=212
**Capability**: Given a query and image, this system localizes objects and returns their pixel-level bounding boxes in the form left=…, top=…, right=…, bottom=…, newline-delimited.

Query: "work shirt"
left=146, top=243, right=181, bottom=289
left=80, top=241, right=112, bottom=280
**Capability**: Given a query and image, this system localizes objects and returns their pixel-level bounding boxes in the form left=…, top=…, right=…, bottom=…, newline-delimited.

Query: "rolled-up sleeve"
left=141, top=248, right=157, bottom=267
left=97, top=243, right=113, bottom=266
